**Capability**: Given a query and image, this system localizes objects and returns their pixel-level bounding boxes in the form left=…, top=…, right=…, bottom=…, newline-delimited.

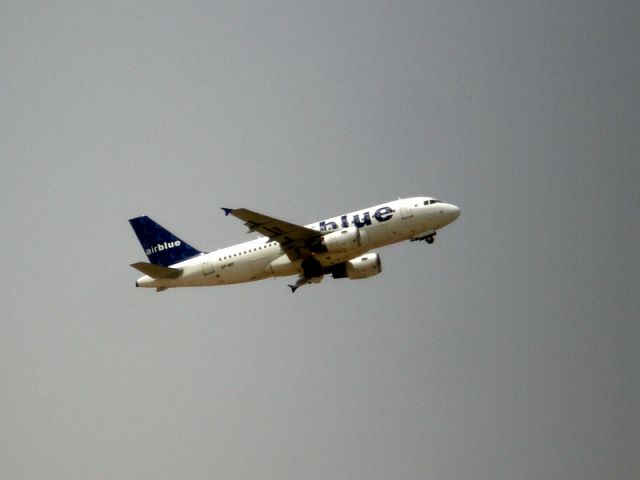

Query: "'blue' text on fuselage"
left=318, top=206, right=395, bottom=231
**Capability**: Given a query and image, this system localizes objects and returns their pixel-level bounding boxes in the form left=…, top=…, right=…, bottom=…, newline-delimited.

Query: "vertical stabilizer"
left=129, top=216, right=203, bottom=266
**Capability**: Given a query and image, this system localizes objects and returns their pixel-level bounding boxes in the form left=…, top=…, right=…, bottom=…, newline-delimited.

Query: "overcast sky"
left=2, top=1, right=639, bottom=479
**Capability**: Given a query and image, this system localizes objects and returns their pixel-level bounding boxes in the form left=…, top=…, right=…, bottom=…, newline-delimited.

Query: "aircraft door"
left=401, top=206, right=413, bottom=219
left=202, top=259, right=215, bottom=275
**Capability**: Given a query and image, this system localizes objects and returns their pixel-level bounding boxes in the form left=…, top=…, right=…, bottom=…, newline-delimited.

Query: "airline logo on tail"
left=129, top=215, right=204, bottom=267
left=145, top=241, right=182, bottom=256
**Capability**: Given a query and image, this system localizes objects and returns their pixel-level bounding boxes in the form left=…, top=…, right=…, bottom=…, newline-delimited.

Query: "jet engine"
left=320, top=227, right=369, bottom=253
left=328, top=253, right=382, bottom=280
left=345, top=253, right=381, bottom=279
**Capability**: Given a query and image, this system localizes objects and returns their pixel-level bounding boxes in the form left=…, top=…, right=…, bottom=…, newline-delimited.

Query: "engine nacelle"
left=321, top=227, right=368, bottom=253
left=345, top=253, right=382, bottom=280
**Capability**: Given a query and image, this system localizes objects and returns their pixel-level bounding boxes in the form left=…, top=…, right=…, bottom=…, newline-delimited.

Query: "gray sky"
left=2, top=1, right=639, bottom=479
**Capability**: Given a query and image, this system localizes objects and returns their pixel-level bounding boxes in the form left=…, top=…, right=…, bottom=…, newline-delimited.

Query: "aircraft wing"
left=222, top=207, right=321, bottom=248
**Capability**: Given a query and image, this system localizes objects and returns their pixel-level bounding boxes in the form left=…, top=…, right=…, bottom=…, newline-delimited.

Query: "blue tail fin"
left=129, top=216, right=203, bottom=266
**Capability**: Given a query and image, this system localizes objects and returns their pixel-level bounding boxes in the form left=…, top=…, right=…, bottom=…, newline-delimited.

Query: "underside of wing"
left=222, top=207, right=321, bottom=249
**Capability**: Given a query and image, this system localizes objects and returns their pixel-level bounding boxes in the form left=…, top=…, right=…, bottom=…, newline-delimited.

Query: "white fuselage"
left=135, top=197, right=459, bottom=289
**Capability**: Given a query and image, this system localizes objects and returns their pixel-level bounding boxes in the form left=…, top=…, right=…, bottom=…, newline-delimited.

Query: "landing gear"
left=411, top=231, right=437, bottom=244
left=411, top=231, right=436, bottom=245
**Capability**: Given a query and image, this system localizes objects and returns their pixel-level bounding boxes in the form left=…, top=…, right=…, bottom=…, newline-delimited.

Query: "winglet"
left=221, top=207, right=234, bottom=216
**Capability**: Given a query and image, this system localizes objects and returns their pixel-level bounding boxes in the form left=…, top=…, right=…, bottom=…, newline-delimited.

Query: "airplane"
left=129, top=196, right=460, bottom=293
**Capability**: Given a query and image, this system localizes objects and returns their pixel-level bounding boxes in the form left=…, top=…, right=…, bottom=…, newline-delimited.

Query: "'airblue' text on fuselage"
left=317, top=206, right=395, bottom=231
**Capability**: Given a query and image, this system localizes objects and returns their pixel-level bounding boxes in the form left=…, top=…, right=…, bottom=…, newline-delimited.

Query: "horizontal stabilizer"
left=130, top=262, right=182, bottom=279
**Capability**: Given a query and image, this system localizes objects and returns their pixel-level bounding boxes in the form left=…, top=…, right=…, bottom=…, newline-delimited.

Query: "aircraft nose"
left=450, top=204, right=461, bottom=220
left=443, top=203, right=460, bottom=223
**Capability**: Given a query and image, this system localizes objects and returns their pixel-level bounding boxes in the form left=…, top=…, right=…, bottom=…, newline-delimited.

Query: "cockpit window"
left=424, top=199, right=441, bottom=205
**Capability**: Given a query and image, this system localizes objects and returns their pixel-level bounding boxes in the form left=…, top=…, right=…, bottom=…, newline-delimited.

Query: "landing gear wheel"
left=425, top=235, right=435, bottom=244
